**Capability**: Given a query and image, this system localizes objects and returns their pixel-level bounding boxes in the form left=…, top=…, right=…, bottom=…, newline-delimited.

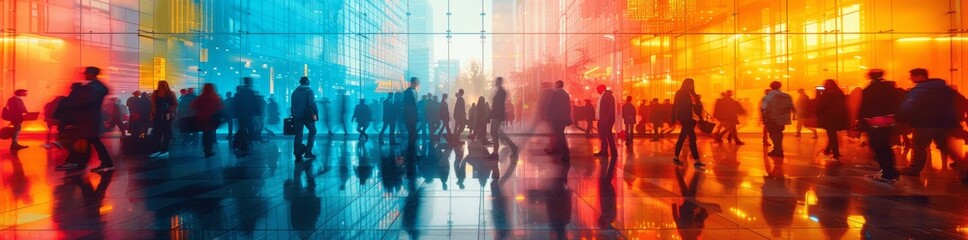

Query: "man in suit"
left=291, top=77, right=318, bottom=162
left=546, top=80, right=573, bottom=162
left=595, top=85, right=617, bottom=157
left=489, top=77, right=517, bottom=159
left=403, top=77, right=420, bottom=145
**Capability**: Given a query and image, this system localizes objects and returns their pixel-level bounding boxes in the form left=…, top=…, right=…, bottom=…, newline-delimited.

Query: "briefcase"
left=283, top=117, right=296, bottom=135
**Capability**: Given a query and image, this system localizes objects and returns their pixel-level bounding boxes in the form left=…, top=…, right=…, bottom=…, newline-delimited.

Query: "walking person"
left=761, top=81, right=795, bottom=157
left=453, top=89, right=467, bottom=138
left=253, top=94, right=267, bottom=142
left=403, top=77, right=420, bottom=145
left=265, top=95, right=281, bottom=137
left=223, top=91, right=235, bottom=139
left=43, top=96, right=65, bottom=148
left=65, top=67, right=115, bottom=172
left=176, top=88, right=198, bottom=145
left=648, top=98, right=663, bottom=141
left=352, top=99, right=372, bottom=141
left=4, top=89, right=29, bottom=149
left=475, top=97, right=491, bottom=144
left=547, top=80, right=573, bottom=162
left=671, top=78, right=705, bottom=169
left=713, top=90, right=745, bottom=144
left=233, top=78, right=258, bottom=156
left=858, top=69, right=901, bottom=183
left=148, top=81, right=178, bottom=158
left=438, top=93, right=451, bottom=137
left=291, top=77, right=318, bottom=162
left=898, top=69, right=966, bottom=178
left=795, top=88, right=819, bottom=139
left=379, top=92, right=396, bottom=144
left=621, top=96, right=636, bottom=144
left=594, top=85, right=617, bottom=157
left=816, top=80, right=849, bottom=161
left=126, top=91, right=148, bottom=137
left=191, top=84, right=224, bottom=158
left=489, top=77, right=518, bottom=159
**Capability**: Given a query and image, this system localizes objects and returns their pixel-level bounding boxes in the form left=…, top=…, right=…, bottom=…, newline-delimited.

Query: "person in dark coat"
left=594, top=85, right=617, bottom=157
left=816, top=79, right=849, bottom=160
left=438, top=93, right=451, bottom=137
left=378, top=92, right=396, bottom=144
left=453, top=89, right=467, bottom=137
left=858, top=69, right=901, bottom=183
left=403, top=77, right=420, bottom=145
left=253, top=93, right=267, bottom=142
left=64, top=67, right=114, bottom=172
left=177, top=88, right=198, bottom=145
left=621, top=96, right=636, bottom=143
left=762, top=81, right=795, bottom=157
left=648, top=98, right=663, bottom=141
left=583, top=100, right=596, bottom=137
left=5, top=89, right=29, bottom=149
left=265, top=95, right=280, bottom=136
left=795, top=88, right=819, bottom=139
left=190, top=83, right=223, bottom=158
left=149, top=81, right=178, bottom=158
left=233, top=78, right=258, bottom=156
left=291, top=77, right=318, bottom=162
left=489, top=77, right=517, bottom=159
left=546, top=80, right=573, bottom=162
left=126, top=91, right=148, bottom=137
left=898, top=68, right=965, bottom=179
left=223, top=91, right=235, bottom=138
left=713, top=90, right=745, bottom=144
left=352, top=99, right=372, bottom=140
left=671, top=78, right=704, bottom=169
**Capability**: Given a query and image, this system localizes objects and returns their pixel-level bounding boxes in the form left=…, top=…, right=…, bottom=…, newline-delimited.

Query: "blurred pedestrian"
left=352, top=99, right=372, bottom=141
left=149, top=81, right=178, bottom=158
left=191, top=83, right=223, bottom=158
left=859, top=69, right=901, bottom=183
left=671, top=78, right=705, bottom=169
left=816, top=80, right=849, bottom=161
left=4, top=89, right=29, bottom=149
left=762, top=81, right=795, bottom=157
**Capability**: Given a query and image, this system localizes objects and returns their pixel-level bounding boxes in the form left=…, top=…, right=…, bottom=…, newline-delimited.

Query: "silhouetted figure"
left=858, top=69, right=901, bottom=182
left=252, top=93, right=267, bottom=142
left=637, top=99, right=650, bottom=136
left=898, top=68, right=966, bottom=180
left=453, top=89, right=467, bottom=138
left=224, top=91, right=235, bottom=138
left=103, top=97, right=125, bottom=136
left=4, top=89, right=28, bottom=149
left=468, top=102, right=478, bottom=139
left=352, top=99, right=372, bottom=141
left=177, top=88, right=198, bottom=145
left=64, top=67, right=114, bottom=172
left=53, top=83, right=87, bottom=171
left=191, top=83, right=224, bottom=158
left=338, top=92, right=349, bottom=136
left=233, top=77, right=258, bottom=156
left=291, top=77, right=318, bottom=162
left=319, top=97, right=333, bottom=135
left=126, top=91, right=148, bottom=137
left=594, top=85, right=617, bottom=156
left=438, top=93, right=451, bottom=137
left=671, top=78, right=705, bottom=169
left=713, top=90, right=745, bottom=144
left=795, top=88, right=819, bottom=139
left=546, top=80, right=573, bottom=162
left=762, top=81, right=794, bottom=157
left=648, top=98, right=663, bottom=141
left=475, top=96, right=491, bottom=144
left=621, top=96, right=636, bottom=143
left=378, top=92, right=396, bottom=144
left=149, top=81, right=178, bottom=158
left=43, top=96, right=65, bottom=147
left=266, top=95, right=280, bottom=137
left=489, top=77, right=517, bottom=159
left=427, top=94, right=441, bottom=139
left=816, top=80, right=849, bottom=160
left=583, top=99, right=596, bottom=136
left=403, top=77, right=420, bottom=146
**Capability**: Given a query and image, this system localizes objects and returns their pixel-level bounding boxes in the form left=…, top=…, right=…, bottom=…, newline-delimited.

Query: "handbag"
left=698, top=120, right=716, bottom=134
left=863, top=114, right=896, bottom=128
left=0, top=125, right=13, bottom=139
left=283, top=117, right=296, bottom=135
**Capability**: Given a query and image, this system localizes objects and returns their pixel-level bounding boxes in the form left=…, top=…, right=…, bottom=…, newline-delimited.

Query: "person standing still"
left=291, top=77, right=318, bottom=162
left=453, top=89, right=467, bottom=139
left=223, top=91, right=235, bottom=139
left=594, top=85, right=617, bottom=157
left=438, top=93, right=451, bottom=137
left=379, top=92, right=396, bottom=144
left=761, top=81, right=795, bottom=157
left=621, top=96, right=636, bottom=144
left=403, top=78, right=420, bottom=146
left=4, top=89, right=28, bottom=149
left=149, top=81, right=178, bottom=158
left=488, top=77, right=518, bottom=159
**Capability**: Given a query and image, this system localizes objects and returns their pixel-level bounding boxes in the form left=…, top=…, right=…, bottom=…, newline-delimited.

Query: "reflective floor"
left=2, top=131, right=968, bottom=240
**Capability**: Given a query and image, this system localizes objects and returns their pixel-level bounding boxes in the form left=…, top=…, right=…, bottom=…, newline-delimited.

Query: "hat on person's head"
left=596, top=85, right=607, bottom=93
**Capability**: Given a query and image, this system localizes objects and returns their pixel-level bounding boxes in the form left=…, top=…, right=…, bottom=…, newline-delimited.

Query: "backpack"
left=1, top=106, right=11, bottom=121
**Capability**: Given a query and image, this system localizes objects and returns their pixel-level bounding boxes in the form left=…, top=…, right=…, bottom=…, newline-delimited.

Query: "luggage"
left=122, top=135, right=159, bottom=155
left=283, top=117, right=296, bottom=135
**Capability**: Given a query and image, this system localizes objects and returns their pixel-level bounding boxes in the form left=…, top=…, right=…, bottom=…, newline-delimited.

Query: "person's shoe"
left=593, top=151, right=608, bottom=157
left=867, top=173, right=899, bottom=184
left=10, top=144, right=27, bottom=150
left=672, top=158, right=684, bottom=165
left=693, top=162, right=707, bottom=170
left=148, top=152, right=162, bottom=158
left=55, top=163, right=83, bottom=171
left=90, top=165, right=115, bottom=173
left=304, top=153, right=317, bottom=159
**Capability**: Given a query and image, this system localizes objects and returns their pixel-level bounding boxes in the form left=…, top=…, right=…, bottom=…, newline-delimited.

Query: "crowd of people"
left=5, top=66, right=968, bottom=184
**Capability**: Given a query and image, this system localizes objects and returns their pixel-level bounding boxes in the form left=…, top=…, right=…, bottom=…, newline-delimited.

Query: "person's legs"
left=305, top=121, right=317, bottom=154
left=768, top=123, right=785, bottom=154
left=867, top=128, right=899, bottom=179
left=293, top=120, right=305, bottom=156
left=597, top=121, right=609, bottom=155
left=157, top=120, right=172, bottom=153
left=554, top=122, right=570, bottom=160
left=89, top=137, right=113, bottom=167
left=11, top=122, right=22, bottom=147
left=203, top=130, right=215, bottom=155
left=674, top=121, right=690, bottom=159
left=826, top=129, right=841, bottom=158
left=491, top=121, right=502, bottom=156
left=796, top=121, right=803, bottom=136
left=684, top=122, right=699, bottom=160
left=605, top=123, right=617, bottom=155
left=908, top=128, right=933, bottom=173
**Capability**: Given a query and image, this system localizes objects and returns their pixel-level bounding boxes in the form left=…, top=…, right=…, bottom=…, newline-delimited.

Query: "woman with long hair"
left=191, top=83, right=224, bottom=157
left=816, top=79, right=849, bottom=161
left=671, top=78, right=705, bottom=169
left=149, top=81, right=178, bottom=158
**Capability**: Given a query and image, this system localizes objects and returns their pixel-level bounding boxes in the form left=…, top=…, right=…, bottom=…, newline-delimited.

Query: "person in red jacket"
left=5, top=89, right=29, bottom=149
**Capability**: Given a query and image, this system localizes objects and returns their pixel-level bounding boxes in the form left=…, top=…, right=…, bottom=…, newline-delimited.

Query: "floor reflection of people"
left=53, top=171, right=114, bottom=236
left=759, top=158, right=795, bottom=238
left=545, top=156, right=572, bottom=240
left=401, top=124, right=424, bottom=239
left=339, top=138, right=350, bottom=191
left=489, top=154, right=518, bottom=240
left=598, top=157, right=618, bottom=229
left=285, top=160, right=321, bottom=238
left=225, top=160, right=268, bottom=236
left=813, top=163, right=849, bottom=240
left=454, top=144, right=467, bottom=190
left=4, top=149, right=32, bottom=205
left=356, top=141, right=374, bottom=186
left=672, top=168, right=716, bottom=240
left=438, top=145, right=453, bottom=190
